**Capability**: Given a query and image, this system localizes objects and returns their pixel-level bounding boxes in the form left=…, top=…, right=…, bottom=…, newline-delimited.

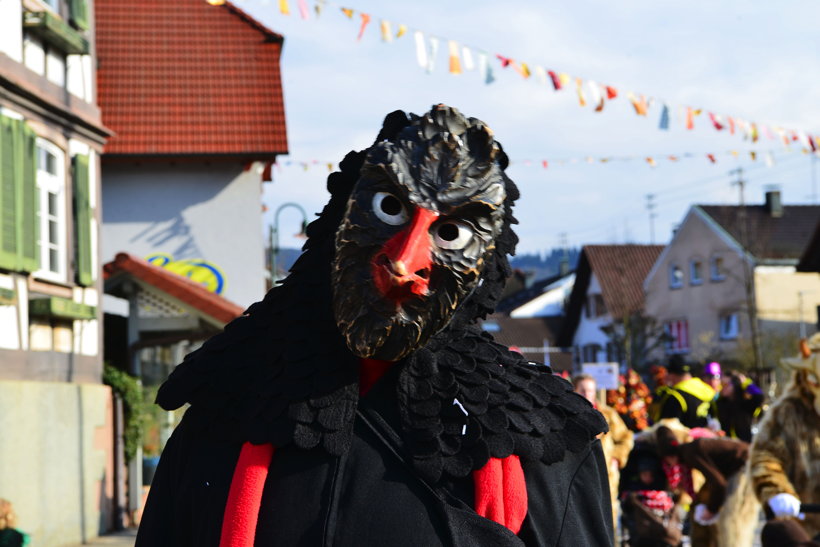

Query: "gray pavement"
left=65, top=528, right=136, bottom=547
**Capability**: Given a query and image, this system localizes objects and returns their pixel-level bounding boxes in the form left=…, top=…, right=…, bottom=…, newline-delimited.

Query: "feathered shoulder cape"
left=157, top=145, right=607, bottom=485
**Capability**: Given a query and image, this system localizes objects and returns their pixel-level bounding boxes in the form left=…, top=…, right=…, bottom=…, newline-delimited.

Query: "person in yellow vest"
left=653, top=360, right=716, bottom=429
left=574, top=373, right=634, bottom=537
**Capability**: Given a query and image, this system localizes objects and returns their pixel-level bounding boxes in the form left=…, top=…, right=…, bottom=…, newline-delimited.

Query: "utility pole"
left=645, top=193, right=657, bottom=243
left=730, top=167, right=762, bottom=370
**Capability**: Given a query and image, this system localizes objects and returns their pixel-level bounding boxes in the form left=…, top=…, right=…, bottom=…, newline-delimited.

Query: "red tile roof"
left=96, top=0, right=288, bottom=158
left=698, top=204, right=820, bottom=261
left=584, top=244, right=665, bottom=318
left=103, top=252, right=244, bottom=324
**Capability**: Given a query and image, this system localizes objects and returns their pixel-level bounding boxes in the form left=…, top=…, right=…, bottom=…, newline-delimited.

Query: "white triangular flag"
left=414, top=31, right=428, bottom=69
left=533, top=66, right=547, bottom=86
left=427, top=36, right=440, bottom=73
left=461, top=46, right=475, bottom=71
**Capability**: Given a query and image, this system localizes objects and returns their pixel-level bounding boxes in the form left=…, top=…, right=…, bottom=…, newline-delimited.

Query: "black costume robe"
left=138, top=363, right=612, bottom=546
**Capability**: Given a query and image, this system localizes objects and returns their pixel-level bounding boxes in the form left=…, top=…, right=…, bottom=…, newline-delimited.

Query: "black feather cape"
left=156, top=132, right=607, bottom=485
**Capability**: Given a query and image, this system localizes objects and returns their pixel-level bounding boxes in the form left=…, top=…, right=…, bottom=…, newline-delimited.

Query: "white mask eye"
left=372, top=192, right=409, bottom=226
left=434, top=220, right=474, bottom=250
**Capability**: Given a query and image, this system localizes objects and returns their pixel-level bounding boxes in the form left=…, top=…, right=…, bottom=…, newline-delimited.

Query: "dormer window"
left=690, top=259, right=703, bottom=285
left=669, top=264, right=684, bottom=289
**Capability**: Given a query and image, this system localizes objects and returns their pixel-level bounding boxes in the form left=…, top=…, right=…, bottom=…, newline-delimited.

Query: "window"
left=710, top=255, right=726, bottom=281
left=690, top=259, right=703, bottom=285
left=46, top=50, right=67, bottom=87
left=23, top=33, right=46, bottom=76
left=664, top=319, right=689, bottom=354
left=582, top=344, right=603, bottom=363
left=719, top=313, right=739, bottom=340
left=23, top=33, right=68, bottom=87
left=669, top=264, right=684, bottom=289
left=584, top=293, right=607, bottom=318
left=35, top=139, right=66, bottom=282
left=606, top=341, right=622, bottom=363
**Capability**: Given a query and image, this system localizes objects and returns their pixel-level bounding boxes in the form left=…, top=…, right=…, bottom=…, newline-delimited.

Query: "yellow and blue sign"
left=145, top=253, right=226, bottom=295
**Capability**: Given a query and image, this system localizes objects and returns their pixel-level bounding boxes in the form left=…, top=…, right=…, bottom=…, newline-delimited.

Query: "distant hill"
left=510, top=248, right=579, bottom=282
left=275, top=247, right=579, bottom=283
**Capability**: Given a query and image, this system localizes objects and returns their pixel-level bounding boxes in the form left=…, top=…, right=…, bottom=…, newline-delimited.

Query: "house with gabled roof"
left=644, top=190, right=820, bottom=363
left=558, top=244, right=664, bottom=366
left=0, top=0, right=123, bottom=542
left=95, top=0, right=288, bottom=309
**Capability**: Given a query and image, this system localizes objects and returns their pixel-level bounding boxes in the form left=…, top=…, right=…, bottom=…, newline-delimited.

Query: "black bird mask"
left=332, top=105, right=509, bottom=361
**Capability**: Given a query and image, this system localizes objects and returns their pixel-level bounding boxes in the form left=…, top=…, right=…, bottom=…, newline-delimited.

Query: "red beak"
left=371, top=207, right=438, bottom=304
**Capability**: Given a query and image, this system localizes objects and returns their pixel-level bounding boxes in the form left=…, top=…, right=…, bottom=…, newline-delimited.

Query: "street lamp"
left=269, top=202, right=309, bottom=285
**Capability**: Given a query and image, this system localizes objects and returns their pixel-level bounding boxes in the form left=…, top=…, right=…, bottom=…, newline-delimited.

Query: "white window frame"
left=669, top=264, right=684, bottom=289
left=690, top=259, right=703, bottom=286
left=710, top=255, right=726, bottom=282
left=719, top=312, right=739, bottom=340
left=34, top=139, right=67, bottom=283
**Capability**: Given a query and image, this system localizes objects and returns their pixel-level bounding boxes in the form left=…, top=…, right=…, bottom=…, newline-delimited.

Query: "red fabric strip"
left=359, top=358, right=393, bottom=396
left=473, top=455, right=528, bottom=534
left=220, top=442, right=276, bottom=547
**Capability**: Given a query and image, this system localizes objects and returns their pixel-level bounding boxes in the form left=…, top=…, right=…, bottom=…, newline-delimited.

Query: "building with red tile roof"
left=558, top=244, right=665, bottom=366
left=96, top=0, right=289, bottom=309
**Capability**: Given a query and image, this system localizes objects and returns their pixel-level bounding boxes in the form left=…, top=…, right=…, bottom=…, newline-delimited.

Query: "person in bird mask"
left=136, top=105, right=612, bottom=547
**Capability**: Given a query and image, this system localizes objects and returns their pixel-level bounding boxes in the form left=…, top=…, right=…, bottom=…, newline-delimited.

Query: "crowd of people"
left=572, top=333, right=820, bottom=547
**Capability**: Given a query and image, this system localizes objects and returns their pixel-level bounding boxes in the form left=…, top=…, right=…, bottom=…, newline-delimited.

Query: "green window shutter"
left=72, top=153, right=92, bottom=286
left=19, top=123, right=39, bottom=272
left=0, top=116, right=20, bottom=270
left=69, top=0, right=89, bottom=31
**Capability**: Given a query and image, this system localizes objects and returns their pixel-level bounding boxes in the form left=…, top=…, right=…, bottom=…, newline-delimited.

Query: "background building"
left=95, top=0, right=288, bottom=309
left=0, top=0, right=116, bottom=544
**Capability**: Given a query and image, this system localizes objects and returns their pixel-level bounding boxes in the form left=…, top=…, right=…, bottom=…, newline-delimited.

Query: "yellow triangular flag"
left=558, top=73, right=571, bottom=87
left=279, top=0, right=290, bottom=15
left=380, top=20, right=393, bottom=42
left=396, top=24, right=407, bottom=38
left=575, top=78, right=586, bottom=107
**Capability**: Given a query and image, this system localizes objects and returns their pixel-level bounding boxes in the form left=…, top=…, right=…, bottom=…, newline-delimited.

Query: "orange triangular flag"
left=628, top=93, right=648, bottom=116
left=685, top=107, right=695, bottom=130
left=706, top=153, right=717, bottom=164
left=357, top=13, right=371, bottom=41
left=279, top=0, right=290, bottom=15
left=517, top=62, right=531, bottom=78
left=448, top=41, right=462, bottom=74
left=341, top=7, right=354, bottom=18
left=605, top=86, right=618, bottom=99
left=646, top=157, right=657, bottom=167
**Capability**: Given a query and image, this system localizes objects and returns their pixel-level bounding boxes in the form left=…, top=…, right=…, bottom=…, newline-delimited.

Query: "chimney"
left=765, top=187, right=783, bottom=218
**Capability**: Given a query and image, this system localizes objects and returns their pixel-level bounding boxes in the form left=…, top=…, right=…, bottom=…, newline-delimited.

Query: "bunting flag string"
left=268, top=147, right=795, bottom=173
left=226, top=0, right=820, bottom=154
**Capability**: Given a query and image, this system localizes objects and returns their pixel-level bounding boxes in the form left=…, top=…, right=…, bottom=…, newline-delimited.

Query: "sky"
left=236, top=0, right=820, bottom=256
